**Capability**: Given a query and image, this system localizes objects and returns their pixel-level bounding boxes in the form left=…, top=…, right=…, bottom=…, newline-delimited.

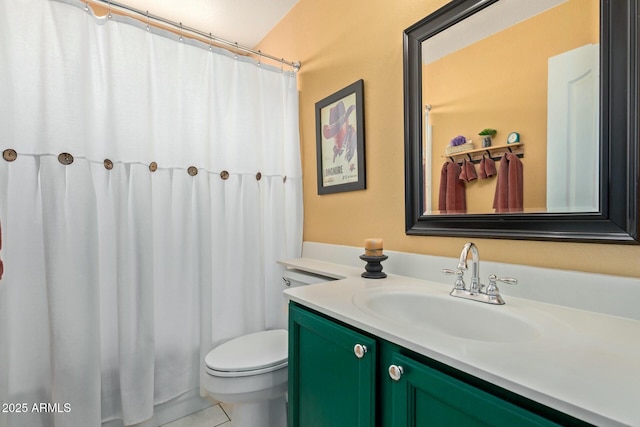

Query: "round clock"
left=507, top=132, right=520, bottom=144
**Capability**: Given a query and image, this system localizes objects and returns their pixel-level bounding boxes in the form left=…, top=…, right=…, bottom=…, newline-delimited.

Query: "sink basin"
left=352, top=288, right=542, bottom=343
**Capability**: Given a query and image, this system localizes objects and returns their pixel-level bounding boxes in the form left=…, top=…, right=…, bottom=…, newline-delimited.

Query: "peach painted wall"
left=256, top=0, right=640, bottom=278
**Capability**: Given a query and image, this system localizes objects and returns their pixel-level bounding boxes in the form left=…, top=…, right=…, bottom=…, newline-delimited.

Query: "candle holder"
left=360, top=254, right=388, bottom=279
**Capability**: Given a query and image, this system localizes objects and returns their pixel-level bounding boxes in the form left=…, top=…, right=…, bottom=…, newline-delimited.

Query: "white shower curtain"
left=0, top=0, right=303, bottom=426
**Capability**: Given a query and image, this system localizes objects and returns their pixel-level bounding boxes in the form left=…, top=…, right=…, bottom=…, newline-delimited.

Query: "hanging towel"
left=484, top=156, right=497, bottom=178
left=478, top=158, right=487, bottom=179
left=459, top=159, right=478, bottom=182
left=439, top=162, right=466, bottom=213
left=493, top=153, right=523, bottom=212
left=478, top=156, right=497, bottom=180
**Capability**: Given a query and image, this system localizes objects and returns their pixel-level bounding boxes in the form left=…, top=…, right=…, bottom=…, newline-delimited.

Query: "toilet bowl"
left=202, top=329, right=289, bottom=427
left=202, top=269, right=336, bottom=427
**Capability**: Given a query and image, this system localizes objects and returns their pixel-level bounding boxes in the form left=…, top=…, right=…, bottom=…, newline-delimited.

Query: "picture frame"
left=315, top=79, right=366, bottom=194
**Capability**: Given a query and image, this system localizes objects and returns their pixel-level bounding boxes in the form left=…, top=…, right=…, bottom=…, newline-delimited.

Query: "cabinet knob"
left=388, top=364, right=404, bottom=381
left=353, top=344, right=368, bottom=359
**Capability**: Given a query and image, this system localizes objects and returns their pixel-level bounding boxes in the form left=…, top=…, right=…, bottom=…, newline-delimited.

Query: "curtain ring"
left=283, top=176, right=287, bottom=183
left=146, top=11, right=150, bottom=31
left=58, top=153, right=74, bottom=165
left=257, top=50, right=261, bottom=66
left=3, top=149, right=17, bottom=162
left=149, top=162, right=158, bottom=172
left=188, top=166, right=198, bottom=176
left=220, top=170, right=229, bottom=180
left=256, top=172, right=262, bottom=181
left=104, top=159, right=113, bottom=170
left=107, top=1, right=112, bottom=19
left=179, top=23, right=184, bottom=42
left=209, top=32, right=213, bottom=51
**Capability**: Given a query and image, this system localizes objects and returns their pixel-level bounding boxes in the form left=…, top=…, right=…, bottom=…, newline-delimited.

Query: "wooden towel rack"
left=443, top=143, right=524, bottom=165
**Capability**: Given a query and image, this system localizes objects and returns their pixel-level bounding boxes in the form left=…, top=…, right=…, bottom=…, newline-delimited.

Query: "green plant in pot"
left=478, top=128, right=497, bottom=147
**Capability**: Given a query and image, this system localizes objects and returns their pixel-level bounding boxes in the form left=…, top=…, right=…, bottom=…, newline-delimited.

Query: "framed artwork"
left=315, top=79, right=365, bottom=194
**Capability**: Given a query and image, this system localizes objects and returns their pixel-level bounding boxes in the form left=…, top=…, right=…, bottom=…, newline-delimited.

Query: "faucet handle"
left=494, top=276, right=518, bottom=285
left=486, top=274, right=517, bottom=296
left=442, top=268, right=466, bottom=290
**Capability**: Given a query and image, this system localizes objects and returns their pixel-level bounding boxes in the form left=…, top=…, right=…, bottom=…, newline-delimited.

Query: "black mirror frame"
left=404, top=0, right=639, bottom=243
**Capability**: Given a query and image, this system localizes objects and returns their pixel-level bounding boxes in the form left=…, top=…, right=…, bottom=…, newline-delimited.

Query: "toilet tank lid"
left=205, top=329, right=288, bottom=372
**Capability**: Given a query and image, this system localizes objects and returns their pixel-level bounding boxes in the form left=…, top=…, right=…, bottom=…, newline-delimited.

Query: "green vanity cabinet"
left=289, top=302, right=591, bottom=427
left=387, top=352, right=559, bottom=426
left=288, top=302, right=377, bottom=427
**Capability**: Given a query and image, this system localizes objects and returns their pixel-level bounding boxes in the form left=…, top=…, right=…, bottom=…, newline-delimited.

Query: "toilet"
left=202, top=329, right=289, bottom=427
left=202, top=268, right=334, bottom=427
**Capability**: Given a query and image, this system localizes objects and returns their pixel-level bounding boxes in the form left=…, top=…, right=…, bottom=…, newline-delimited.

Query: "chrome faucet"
left=443, top=242, right=517, bottom=305
left=457, top=242, right=480, bottom=293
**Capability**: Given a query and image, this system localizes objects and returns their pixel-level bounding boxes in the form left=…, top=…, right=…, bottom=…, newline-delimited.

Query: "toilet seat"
left=205, top=329, right=288, bottom=378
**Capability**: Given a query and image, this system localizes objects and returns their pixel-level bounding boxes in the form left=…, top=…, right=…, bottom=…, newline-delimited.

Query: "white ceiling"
left=422, top=0, right=566, bottom=64
left=113, top=0, right=300, bottom=48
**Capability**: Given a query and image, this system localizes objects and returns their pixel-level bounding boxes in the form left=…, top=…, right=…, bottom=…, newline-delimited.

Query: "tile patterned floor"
left=162, top=403, right=232, bottom=427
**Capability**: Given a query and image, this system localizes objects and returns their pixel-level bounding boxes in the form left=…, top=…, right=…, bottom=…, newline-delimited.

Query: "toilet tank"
left=273, top=269, right=335, bottom=330
left=282, top=268, right=336, bottom=288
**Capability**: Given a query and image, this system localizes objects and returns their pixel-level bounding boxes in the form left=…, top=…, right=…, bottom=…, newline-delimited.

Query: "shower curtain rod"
left=88, top=0, right=301, bottom=72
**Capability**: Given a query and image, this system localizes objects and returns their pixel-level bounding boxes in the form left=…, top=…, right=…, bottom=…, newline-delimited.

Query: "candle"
left=364, top=238, right=383, bottom=256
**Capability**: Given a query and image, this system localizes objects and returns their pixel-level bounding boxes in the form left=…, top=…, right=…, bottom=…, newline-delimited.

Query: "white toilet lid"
left=205, top=329, right=288, bottom=374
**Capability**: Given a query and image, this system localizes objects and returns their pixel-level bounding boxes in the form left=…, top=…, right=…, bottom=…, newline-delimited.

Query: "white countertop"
left=280, top=257, right=640, bottom=427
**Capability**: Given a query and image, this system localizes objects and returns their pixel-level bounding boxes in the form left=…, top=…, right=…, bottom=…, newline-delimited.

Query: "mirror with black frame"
left=403, top=0, right=639, bottom=243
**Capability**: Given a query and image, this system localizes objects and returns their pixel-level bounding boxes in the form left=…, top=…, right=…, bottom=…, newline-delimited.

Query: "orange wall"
left=256, top=0, right=640, bottom=278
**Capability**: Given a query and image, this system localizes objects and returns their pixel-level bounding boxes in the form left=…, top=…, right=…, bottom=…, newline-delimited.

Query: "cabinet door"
left=289, top=303, right=376, bottom=427
left=388, top=352, right=560, bottom=427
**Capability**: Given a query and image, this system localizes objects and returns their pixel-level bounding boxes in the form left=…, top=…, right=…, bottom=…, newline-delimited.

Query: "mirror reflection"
left=421, top=0, right=599, bottom=215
